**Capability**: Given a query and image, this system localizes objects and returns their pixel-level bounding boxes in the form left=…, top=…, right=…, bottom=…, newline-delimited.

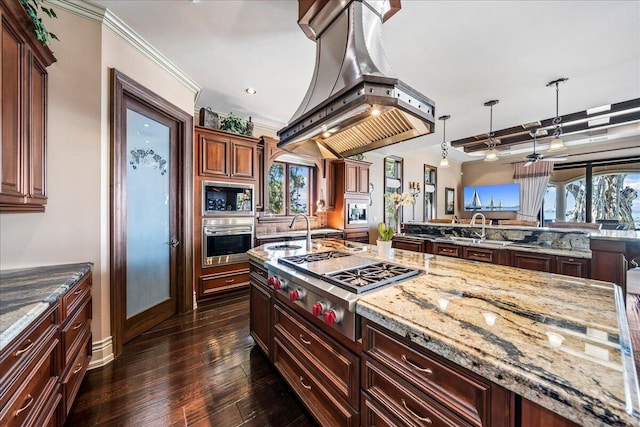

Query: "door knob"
left=170, top=237, right=179, bottom=248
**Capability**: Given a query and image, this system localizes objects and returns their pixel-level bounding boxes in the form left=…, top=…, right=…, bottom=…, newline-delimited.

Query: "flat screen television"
left=463, top=183, right=520, bottom=212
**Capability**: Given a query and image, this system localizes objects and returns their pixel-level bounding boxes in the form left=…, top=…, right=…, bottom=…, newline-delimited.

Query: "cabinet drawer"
left=273, top=337, right=358, bottom=427
left=61, top=330, right=91, bottom=417
left=61, top=272, right=92, bottom=322
left=363, top=357, right=470, bottom=427
left=363, top=320, right=489, bottom=426
left=362, top=392, right=403, bottom=427
left=434, top=244, right=461, bottom=258
left=61, top=297, right=91, bottom=365
left=274, top=302, right=359, bottom=408
left=200, top=271, right=250, bottom=296
left=464, top=247, right=497, bottom=263
left=0, top=333, right=58, bottom=427
left=0, top=308, right=56, bottom=401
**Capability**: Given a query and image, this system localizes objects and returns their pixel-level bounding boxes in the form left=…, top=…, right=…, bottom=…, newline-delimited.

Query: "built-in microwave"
left=347, top=201, right=368, bottom=225
left=203, top=181, right=254, bottom=216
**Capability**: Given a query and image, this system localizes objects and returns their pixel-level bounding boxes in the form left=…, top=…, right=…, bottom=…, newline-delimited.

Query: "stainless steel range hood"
left=277, top=0, right=436, bottom=159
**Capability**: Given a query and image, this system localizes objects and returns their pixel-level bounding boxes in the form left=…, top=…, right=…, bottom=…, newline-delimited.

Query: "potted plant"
left=377, top=222, right=394, bottom=257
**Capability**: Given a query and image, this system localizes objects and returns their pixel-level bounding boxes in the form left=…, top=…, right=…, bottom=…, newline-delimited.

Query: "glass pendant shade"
left=484, top=148, right=499, bottom=161
left=439, top=157, right=450, bottom=168
left=548, top=137, right=566, bottom=152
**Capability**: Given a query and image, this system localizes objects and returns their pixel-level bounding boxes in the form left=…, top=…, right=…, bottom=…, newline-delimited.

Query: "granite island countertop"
left=248, top=239, right=639, bottom=426
left=0, top=263, right=93, bottom=350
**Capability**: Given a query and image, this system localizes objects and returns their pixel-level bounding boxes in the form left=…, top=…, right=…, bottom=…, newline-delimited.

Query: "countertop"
left=591, top=229, right=640, bottom=241
left=248, top=239, right=639, bottom=426
left=0, top=263, right=93, bottom=350
left=255, top=227, right=343, bottom=240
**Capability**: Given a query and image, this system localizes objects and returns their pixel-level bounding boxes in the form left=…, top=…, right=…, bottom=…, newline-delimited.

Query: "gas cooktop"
left=278, top=251, right=421, bottom=294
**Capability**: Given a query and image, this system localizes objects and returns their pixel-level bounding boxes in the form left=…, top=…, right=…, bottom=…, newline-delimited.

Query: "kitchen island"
left=248, top=239, right=639, bottom=426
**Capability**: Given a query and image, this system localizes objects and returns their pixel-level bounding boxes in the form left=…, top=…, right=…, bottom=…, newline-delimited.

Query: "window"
left=384, top=156, right=403, bottom=224
left=543, top=184, right=556, bottom=224
left=267, top=162, right=312, bottom=216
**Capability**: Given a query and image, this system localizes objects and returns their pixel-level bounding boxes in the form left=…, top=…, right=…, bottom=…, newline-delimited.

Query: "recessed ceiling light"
left=143, top=123, right=149, bottom=127
left=371, top=108, right=380, bottom=116
left=245, top=88, right=257, bottom=95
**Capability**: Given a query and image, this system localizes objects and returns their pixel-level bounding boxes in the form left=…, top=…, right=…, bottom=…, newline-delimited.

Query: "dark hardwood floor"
left=65, top=290, right=317, bottom=427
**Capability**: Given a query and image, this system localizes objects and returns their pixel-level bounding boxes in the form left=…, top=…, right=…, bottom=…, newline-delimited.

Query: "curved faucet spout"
left=290, top=214, right=312, bottom=251
left=470, top=212, right=486, bottom=240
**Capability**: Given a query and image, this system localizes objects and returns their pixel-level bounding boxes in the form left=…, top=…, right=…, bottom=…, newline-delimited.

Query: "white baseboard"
left=88, top=336, right=114, bottom=370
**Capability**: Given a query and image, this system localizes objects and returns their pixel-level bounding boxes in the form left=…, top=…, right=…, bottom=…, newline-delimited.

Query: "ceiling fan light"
left=548, top=137, right=566, bottom=152
left=439, top=157, right=450, bottom=168
left=484, top=148, right=499, bottom=161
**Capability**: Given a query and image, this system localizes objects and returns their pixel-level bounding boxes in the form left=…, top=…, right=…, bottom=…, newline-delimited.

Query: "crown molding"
left=48, top=0, right=201, bottom=102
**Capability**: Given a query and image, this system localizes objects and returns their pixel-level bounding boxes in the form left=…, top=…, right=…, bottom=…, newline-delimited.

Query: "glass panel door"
left=126, top=108, right=171, bottom=318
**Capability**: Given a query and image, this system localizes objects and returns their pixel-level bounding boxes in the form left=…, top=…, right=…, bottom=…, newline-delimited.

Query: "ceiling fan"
left=524, top=130, right=568, bottom=167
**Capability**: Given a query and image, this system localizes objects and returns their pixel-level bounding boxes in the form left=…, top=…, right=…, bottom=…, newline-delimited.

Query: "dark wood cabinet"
left=196, top=126, right=257, bottom=180
left=328, top=159, right=371, bottom=242
left=249, top=261, right=271, bottom=359
left=433, top=242, right=462, bottom=258
left=556, top=256, right=589, bottom=278
left=198, top=262, right=250, bottom=299
left=273, top=300, right=359, bottom=426
left=511, top=251, right=556, bottom=273
left=0, top=269, right=92, bottom=427
left=361, top=319, right=511, bottom=427
left=1, top=1, right=56, bottom=212
left=392, top=236, right=425, bottom=253
left=463, top=246, right=510, bottom=265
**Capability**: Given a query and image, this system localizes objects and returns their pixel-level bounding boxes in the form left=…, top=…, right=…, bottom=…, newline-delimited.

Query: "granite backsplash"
left=405, top=223, right=591, bottom=251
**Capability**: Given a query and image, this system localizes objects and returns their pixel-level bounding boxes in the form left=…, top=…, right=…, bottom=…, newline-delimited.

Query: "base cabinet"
left=249, top=261, right=271, bottom=359
left=0, top=269, right=92, bottom=427
left=392, top=236, right=425, bottom=253
left=198, top=262, right=250, bottom=300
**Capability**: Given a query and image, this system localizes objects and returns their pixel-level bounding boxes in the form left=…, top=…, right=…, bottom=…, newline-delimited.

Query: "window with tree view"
left=268, top=162, right=311, bottom=215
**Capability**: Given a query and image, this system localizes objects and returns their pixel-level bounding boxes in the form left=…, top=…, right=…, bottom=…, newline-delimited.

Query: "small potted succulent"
left=377, top=222, right=394, bottom=257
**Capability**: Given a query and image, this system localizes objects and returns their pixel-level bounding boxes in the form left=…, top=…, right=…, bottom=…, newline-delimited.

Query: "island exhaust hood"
left=277, top=0, right=436, bottom=159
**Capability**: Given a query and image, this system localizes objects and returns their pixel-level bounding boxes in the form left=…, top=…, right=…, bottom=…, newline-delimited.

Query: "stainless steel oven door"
left=202, top=218, right=253, bottom=267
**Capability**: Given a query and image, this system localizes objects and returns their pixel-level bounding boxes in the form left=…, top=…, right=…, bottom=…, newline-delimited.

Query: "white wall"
left=365, top=148, right=462, bottom=242
left=0, top=5, right=197, bottom=365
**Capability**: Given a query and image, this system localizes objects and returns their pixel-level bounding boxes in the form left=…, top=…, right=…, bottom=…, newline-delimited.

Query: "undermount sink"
left=434, top=236, right=513, bottom=247
left=266, top=243, right=302, bottom=251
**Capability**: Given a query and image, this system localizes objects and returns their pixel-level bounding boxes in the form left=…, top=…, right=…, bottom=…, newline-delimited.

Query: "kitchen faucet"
left=290, top=214, right=312, bottom=251
left=470, top=212, right=486, bottom=241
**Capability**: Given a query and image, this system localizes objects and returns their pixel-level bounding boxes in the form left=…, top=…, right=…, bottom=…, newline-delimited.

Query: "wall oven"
left=203, top=181, right=254, bottom=216
left=202, top=217, right=253, bottom=267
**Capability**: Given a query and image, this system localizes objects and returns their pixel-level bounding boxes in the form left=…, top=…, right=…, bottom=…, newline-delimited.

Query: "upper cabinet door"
left=358, top=166, right=369, bottom=193
left=231, top=140, right=255, bottom=178
left=0, top=2, right=55, bottom=212
left=200, top=133, right=229, bottom=177
left=345, top=162, right=358, bottom=193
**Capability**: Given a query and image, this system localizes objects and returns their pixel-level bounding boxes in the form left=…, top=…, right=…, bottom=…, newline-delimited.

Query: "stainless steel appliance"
left=202, top=217, right=253, bottom=267
left=347, top=201, right=368, bottom=225
left=202, top=181, right=254, bottom=216
left=266, top=251, right=422, bottom=341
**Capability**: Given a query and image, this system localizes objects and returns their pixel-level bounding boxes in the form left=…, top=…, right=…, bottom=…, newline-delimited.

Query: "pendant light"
left=484, top=100, right=500, bottom=161
left=546, top=77, right=569, bottom=152
left=438, top=115, right=451, bottom=168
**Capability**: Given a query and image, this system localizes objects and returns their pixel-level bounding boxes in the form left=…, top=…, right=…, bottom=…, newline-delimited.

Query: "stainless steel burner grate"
left=280, top=251, right=352, bottom=265
left=325, top=263, right=421, bottom=294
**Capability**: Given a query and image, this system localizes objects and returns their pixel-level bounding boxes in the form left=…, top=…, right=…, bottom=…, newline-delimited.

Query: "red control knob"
left=324, top=309, right=338, bottom=325
left=289, top=289, right=300, bottom=302
left=311, top=302, right=325, bottom=317
left=267, top=276, right=282, bottom=290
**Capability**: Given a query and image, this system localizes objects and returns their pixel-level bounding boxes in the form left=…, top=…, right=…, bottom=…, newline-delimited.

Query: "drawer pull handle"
left=299, top=376, right=312, bottom=390
left=73, top=289, right=82, bottom=295
left=73, top=322, right=83, bottom=330
left=401, top=399, right=432, bottom=424
left=225, top=279, right=235, bottom=284
left=401, top=354, right=433, bottom=375
left=15, top=340, right=34, bottom=357
left=15, top=394, right=34, bottom=417
left=299, top=334, right=311, bottom=345
left=73, top=364, right=83, bottom=374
